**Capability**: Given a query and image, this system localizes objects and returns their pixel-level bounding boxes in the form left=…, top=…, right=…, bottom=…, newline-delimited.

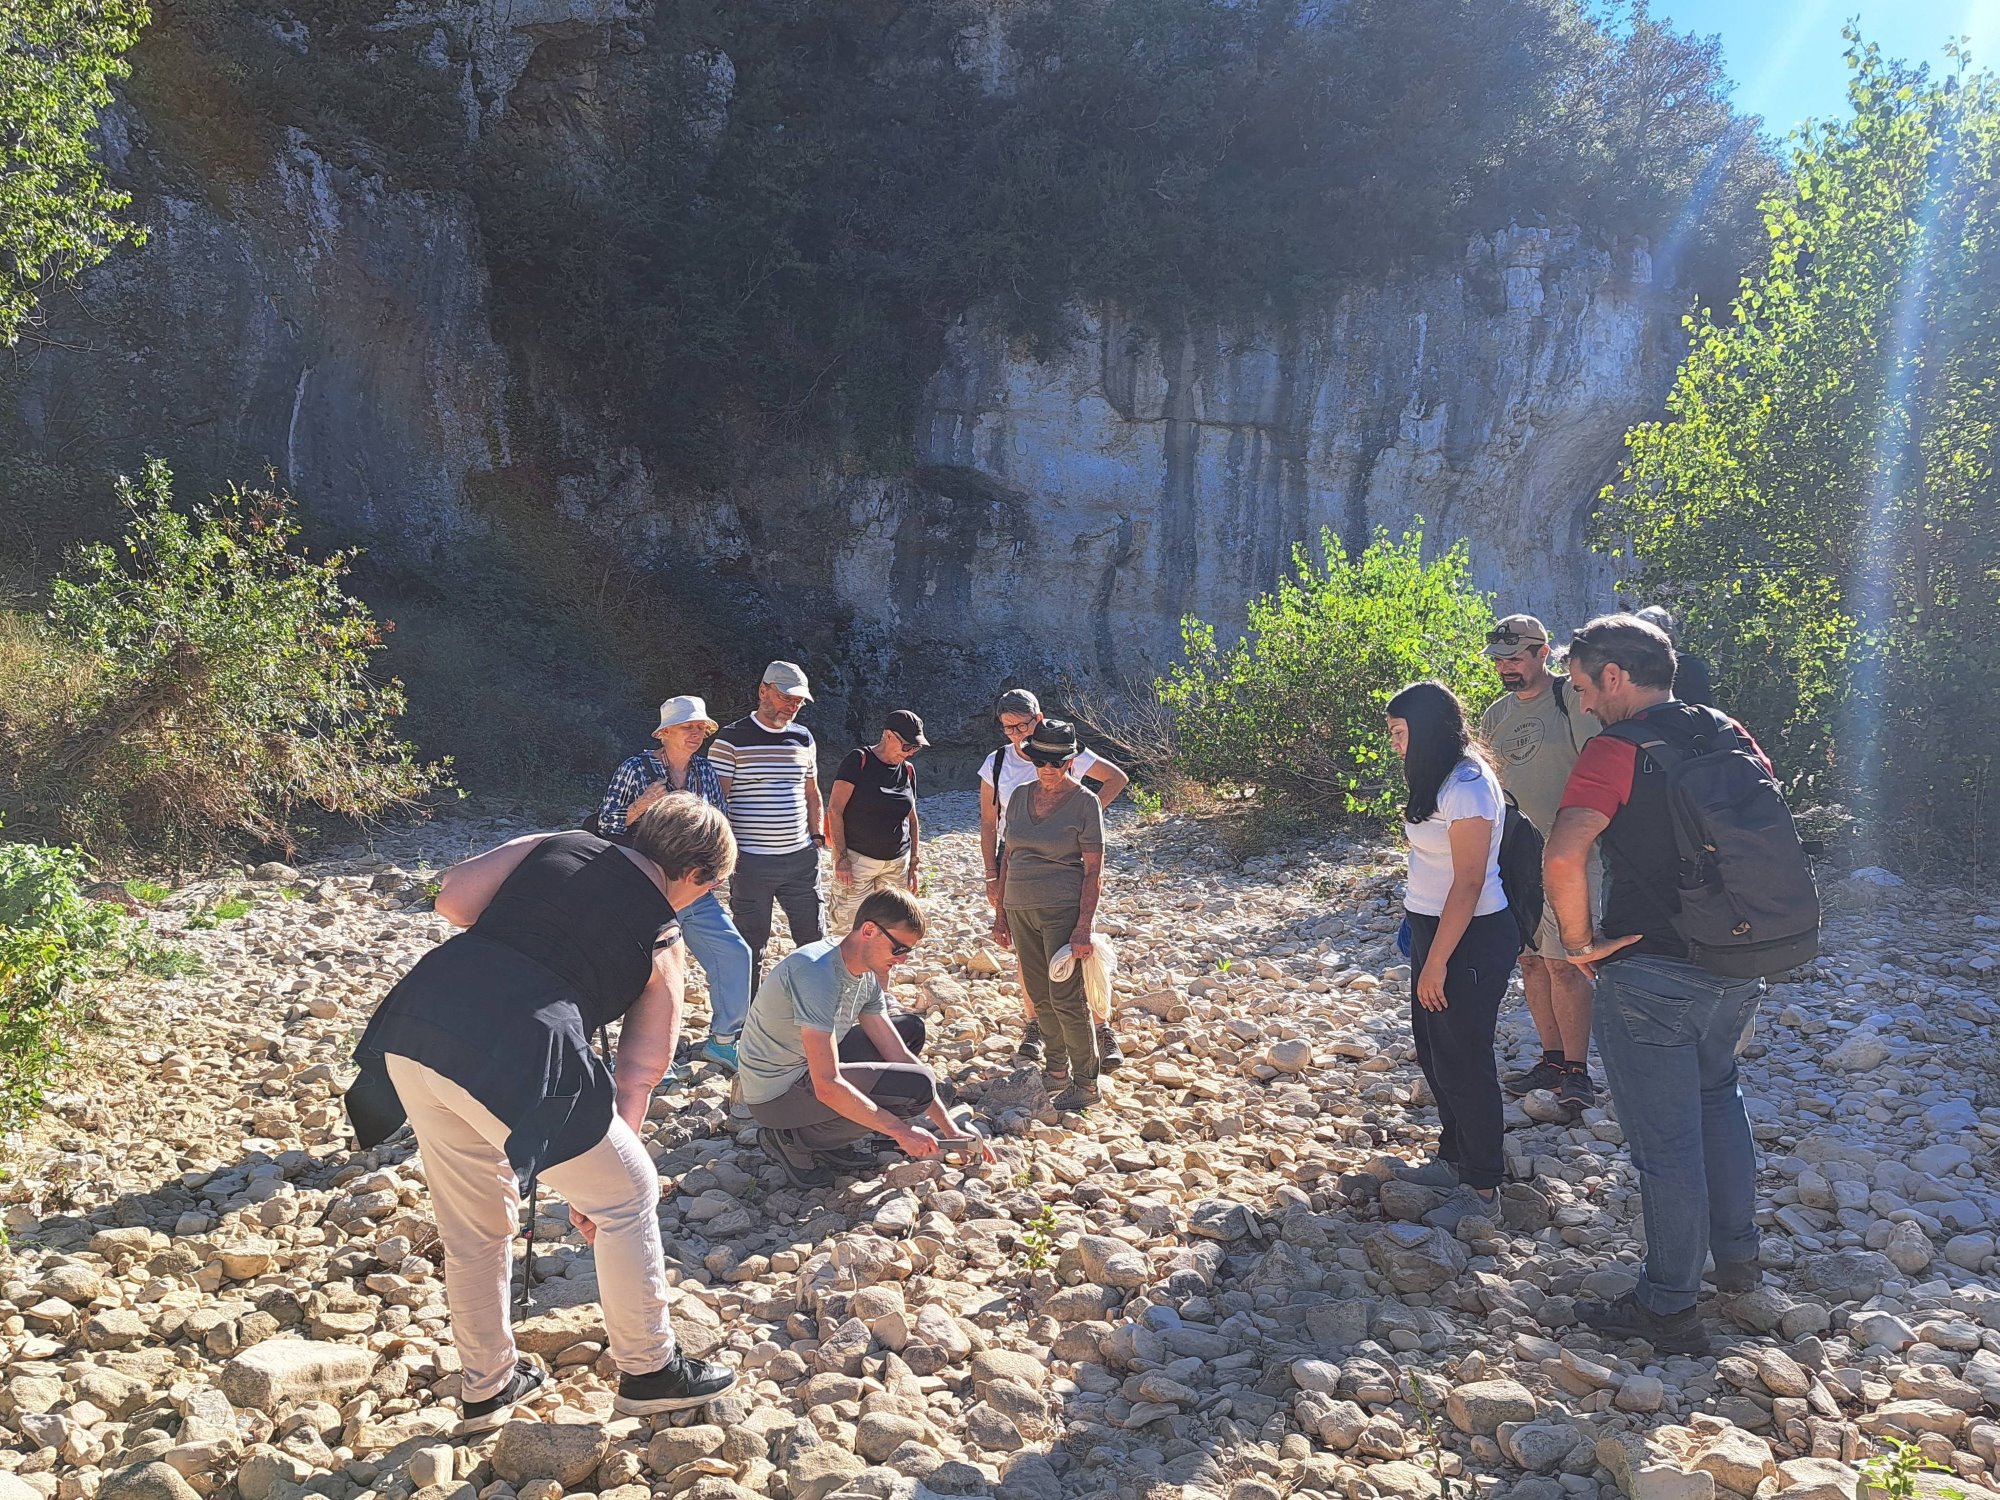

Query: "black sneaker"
left=1576, top=1290, right=1711, bottom=1355
left=1095, top=1024, right=1125, bottom=1073
left=459, top=1360, right=545, bottom=1435
left=1556, top=1065, right=1598, bottom=1113
left=1503, top=1054, right=1565, bottom=1096
left=613, top=1352, right=740, bottom=1415
left=757, top=1126, right=833, bottom=1189
left=819, top=1139, right=883, bottom=1171
left=1014, top=1020, right=1045, bottom=1064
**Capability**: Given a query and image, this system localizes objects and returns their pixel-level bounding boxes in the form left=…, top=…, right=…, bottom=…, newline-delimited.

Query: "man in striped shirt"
left=710, top=661, right=826, bottom=982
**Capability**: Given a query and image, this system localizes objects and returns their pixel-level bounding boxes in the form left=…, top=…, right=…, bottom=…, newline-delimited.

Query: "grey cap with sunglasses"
left=1483, top=614, right=1550, bottom=659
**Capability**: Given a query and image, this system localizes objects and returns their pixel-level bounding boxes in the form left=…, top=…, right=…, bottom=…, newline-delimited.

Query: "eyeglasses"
left=1025, top=749, right=1072, bottom=767
left=882, top=930, right=916, bottom=956
left=999, top=717, right=1036, bottom=737
left=887, top=731, right=920, bottom=754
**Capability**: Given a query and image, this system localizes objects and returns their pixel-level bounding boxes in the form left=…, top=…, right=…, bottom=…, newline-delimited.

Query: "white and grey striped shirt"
left=710, top=714, right=816, bottom=855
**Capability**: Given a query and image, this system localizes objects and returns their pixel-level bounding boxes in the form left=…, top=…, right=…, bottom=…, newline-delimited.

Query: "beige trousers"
left=385, top=1054, right=677, bottom=1402
left=825, top=852, right=908, bottom=936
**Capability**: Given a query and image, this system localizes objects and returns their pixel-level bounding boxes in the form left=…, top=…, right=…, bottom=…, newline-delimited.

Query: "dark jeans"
left=730, top=846, right=824, bottom=982
left=749, top=1013, right=933, bottom=1150
left=1406, top=908, right=1517, bottom=1190
left=1594, top=955, right=1764, bottom=1314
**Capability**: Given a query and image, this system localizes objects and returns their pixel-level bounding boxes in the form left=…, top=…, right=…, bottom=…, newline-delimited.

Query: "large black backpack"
left=1599, top=709, right=1820, bottom=978
left=1496, top=792, right=1545, bottom=952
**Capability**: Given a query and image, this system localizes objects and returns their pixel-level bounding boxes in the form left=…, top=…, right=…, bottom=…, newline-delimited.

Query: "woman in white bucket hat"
left=596, top=696, right=755, bottom=1070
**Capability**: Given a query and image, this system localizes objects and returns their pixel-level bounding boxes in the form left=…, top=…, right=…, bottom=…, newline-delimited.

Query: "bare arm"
left=905, top=803, right=922, bottom=892
left=1415, top=818, right=1492, bottom=1011
left=612, top=941, right=686, bottom=1134
left=992, top=839, right=1012, bottom=945
left=827, top=781, right=855, bottom=875
left=434, top=833, right=553, bottom=927
left=804, top=771, right=826, bottom=842
left=803, top=1026, right=938, bottom=1156
left=855, top=1011, right=989, bottom=1155
left=1546, top=806, right=1637, bottom=975
left=1086, top=754, right=1130, bottom=810
left=1069, top=850, right=1104, bottom=956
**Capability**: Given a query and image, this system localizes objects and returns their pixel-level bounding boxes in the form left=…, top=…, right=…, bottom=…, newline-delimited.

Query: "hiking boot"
left=701, top=1037, right=739, bottom=1072
left=819, top=1139, right=883, bottom=1171
left=1014, top=1020, right=1045, bottom=1064
left=459, top=1360, right=545, bottom=1435
left=1051, top=1080, right=1101, bottom=1114
left=1708, top=1260, right=1759, bottom=1294
left=1576, top=1290, right=1712, bottom=1356
left=1096, top=1024, right=1125, bottom=1073
left=1555, top=1064, right=1597, bottom=1113
left=1421, top=1185, right=1499, bottom=1233
left=1041, top=1066, right=1070, bottom=1091
left=1502, top=1053, right=1565, bottom=1096
left=1392, top=1156, right=1460, bottom=1189
left=613, top=1352, right=740, bottom=1415
left=757, top=1127, right=832, bottom=1189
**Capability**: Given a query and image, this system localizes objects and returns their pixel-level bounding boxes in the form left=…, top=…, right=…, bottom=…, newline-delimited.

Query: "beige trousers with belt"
left=385, top=1054, right=678, bottom=1402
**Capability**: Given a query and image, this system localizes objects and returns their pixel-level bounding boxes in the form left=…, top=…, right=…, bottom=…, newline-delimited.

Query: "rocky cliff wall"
left=834, top=228, right=1680, bottom=703
left=0, top=1, right=1685, bottom=751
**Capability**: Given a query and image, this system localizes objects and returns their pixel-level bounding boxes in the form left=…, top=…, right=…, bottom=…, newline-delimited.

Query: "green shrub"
left=1156, top=527, right=1497, bottom=820
left=0, top=461, right=449, bottom=861
left=0, top=835, right=123, bottom=1133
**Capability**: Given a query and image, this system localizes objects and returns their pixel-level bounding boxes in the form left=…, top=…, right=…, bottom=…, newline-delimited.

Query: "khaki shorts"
left=1530, top=859, right=1604, bottom=960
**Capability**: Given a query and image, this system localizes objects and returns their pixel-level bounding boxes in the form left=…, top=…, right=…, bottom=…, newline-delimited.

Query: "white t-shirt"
left=1403, top=756, right=1507, bottom=917
left=984, top=743, right=1103, bottom=844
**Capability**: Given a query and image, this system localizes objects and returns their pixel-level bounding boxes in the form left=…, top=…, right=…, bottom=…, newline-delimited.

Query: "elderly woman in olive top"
left=990, top=718, right=1107, bottom=1112
left=826, top=709, right=926, bottom=936
left=349, top=794, right=739, bottom=1433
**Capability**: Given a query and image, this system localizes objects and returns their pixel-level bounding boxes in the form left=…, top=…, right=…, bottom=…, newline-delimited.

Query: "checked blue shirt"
left=597, top=751, right=727, bottom=836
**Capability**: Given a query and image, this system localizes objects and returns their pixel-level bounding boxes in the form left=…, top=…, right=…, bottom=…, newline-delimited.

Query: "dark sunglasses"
left=876, top=926, right=916, bottom=956
left=1025, top=749, right=1071, bottom=767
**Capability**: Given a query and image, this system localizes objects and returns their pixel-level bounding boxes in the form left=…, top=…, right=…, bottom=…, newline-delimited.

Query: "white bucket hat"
left=656, top=695, right=719, bottom=735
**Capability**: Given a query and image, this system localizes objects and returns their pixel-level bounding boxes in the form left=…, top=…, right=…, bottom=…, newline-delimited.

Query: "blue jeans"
left=678, top=889, right=753, bottom=1039
left=1594, top=955, right=1765, bottom=1314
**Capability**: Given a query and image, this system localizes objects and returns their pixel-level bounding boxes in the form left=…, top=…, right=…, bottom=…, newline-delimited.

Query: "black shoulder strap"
left=1552, top=678, right=1569, bottom=718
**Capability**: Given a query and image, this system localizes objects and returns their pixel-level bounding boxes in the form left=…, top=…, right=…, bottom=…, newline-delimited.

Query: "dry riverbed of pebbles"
left=3, top=794, right=2000, bottom=1500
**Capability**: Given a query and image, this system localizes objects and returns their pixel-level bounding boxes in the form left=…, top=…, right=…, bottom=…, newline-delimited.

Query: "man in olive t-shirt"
left=1479, top=613, right=1601, bottom=1111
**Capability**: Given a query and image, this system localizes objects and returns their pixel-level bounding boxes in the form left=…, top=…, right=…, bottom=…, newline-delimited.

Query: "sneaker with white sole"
left=459, top=1360, right=545, bottom=1435
left=613, top=1352, right=739, bottom=1414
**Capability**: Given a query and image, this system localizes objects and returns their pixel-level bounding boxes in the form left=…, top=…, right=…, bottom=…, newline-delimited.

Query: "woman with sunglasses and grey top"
left=991, top=718, right=1109, bottom=1111
left=978, top=689, right=1129, bottom=1071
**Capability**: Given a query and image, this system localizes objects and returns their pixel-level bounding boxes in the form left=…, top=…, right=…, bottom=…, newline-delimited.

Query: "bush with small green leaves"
left=1156, top=527, right=1497, bottom=822
left=0, top=833, right=124, bottom=1133
left=0, top=460, right=449, bottom=861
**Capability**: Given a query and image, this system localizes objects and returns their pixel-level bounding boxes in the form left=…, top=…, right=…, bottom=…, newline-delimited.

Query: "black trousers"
left=730, top=847, right=824, bottom=982
left=1406, top=909, right=1518, bottom=1190
left=749, top=1013, right=933, bottom=1150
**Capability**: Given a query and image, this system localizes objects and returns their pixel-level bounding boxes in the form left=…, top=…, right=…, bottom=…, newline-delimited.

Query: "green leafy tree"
left=0, top=0, right=151, bottom=345
left=1156, top=528, right=1497, bottom=819
left=1, top=460, right=447, bottom=857
left=0, top=831, right=122, bottom=1132
left=1597, top=36, right=2000, bottom=867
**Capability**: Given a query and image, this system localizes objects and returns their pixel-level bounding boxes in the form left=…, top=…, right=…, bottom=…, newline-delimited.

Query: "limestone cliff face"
left=1, top=0, right=1683, bottom=745
left=838, top=228, right=1679, bottom=699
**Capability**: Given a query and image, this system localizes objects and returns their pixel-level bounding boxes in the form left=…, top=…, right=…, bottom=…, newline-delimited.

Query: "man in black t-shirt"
left=1546, top=614, right=1768, bottom=1358
left=827, top=710, right=925, bottom=935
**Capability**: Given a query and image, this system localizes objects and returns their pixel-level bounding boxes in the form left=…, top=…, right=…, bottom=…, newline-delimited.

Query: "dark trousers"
left=1406, top=909, right=1518, bottom=1190
left=749, top=1014, right=934, bottom=1150
left=730, top=847, right=823, bottom=982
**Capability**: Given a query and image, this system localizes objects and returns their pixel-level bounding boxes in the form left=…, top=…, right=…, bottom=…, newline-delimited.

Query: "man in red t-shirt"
left=1544, top=614, right=1768, bottom=1357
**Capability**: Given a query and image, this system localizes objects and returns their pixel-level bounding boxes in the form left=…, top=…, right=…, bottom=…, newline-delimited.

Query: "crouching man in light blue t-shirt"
left=738, top=887, right=992, bottom=1188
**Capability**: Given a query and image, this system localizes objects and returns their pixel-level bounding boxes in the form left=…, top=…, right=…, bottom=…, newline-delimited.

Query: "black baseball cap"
left=884, top=709, right=929, bottom=748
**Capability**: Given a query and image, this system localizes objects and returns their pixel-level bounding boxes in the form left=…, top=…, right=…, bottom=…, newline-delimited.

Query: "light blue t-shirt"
left=737, top=939, right=885, bottom=1104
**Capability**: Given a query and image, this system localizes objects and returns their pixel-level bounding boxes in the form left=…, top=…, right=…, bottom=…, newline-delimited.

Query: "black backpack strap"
left=1552, top=678, right=1569, bottom=718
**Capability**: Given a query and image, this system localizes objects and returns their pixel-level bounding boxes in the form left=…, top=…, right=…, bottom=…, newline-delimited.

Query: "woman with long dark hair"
left=1385, top=681, right=1518, bottom=1230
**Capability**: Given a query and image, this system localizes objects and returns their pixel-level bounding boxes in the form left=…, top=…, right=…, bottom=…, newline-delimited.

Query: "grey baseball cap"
left=761, top=661, right=813, bottom=700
